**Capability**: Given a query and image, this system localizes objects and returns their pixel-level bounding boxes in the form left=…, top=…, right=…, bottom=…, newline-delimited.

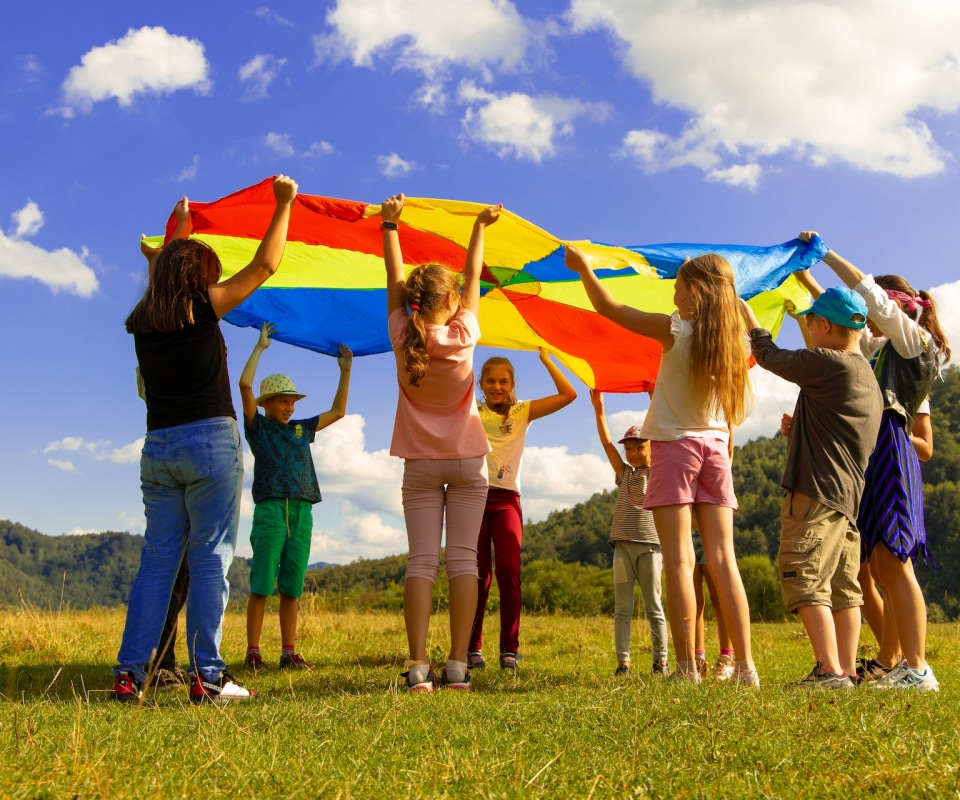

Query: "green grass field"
left=1, top=601, right=959, bottom=799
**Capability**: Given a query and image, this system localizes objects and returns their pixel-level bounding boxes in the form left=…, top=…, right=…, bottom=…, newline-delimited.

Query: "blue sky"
left=2, top=0, right=959, bottom=565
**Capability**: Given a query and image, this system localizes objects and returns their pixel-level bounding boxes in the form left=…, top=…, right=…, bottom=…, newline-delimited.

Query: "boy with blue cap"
left=738, top=283, right=882, bottom=688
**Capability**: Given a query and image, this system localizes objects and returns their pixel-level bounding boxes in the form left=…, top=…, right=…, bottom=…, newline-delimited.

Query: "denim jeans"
left=115, top=417, right=242, bottom=683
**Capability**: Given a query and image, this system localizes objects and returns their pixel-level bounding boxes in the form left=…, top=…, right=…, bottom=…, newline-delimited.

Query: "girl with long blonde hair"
left=566, top=247, right=758, bottom=685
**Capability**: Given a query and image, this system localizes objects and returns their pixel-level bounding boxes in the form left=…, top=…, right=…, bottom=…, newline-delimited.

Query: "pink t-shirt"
left=388, top=307, right=491, bottom=460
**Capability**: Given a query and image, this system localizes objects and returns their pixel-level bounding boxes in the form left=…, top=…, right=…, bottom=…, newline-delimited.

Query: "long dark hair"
left=125, top=239, right=222, bottom=335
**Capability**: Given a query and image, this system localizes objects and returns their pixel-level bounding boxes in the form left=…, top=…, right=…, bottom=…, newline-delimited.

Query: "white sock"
left=445, top=659, right=468, bottom=682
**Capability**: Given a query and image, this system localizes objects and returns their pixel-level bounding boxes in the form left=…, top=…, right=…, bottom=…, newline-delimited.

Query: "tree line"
left=2, top=366, right=958, bottom=618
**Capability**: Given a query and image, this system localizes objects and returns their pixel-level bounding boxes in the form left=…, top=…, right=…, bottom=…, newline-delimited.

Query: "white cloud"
left=517, top=446, right=610, bottom=520
left=0, top=201, right=98, bottom=296
left=264, top=132, right=296, bottom=157
left=459, top=80, right=606, bottom=162
left=177, top=155, right=200, bottom=182
left=48, top=459, right=75, bottom=472
left=238, top=54, right=287, bottom=101
left=570, top=0, right=960, bottom=183
left=309, top=508, right=407, bottom=565
left=56, top=27, right=211, bottom=117
left=12, top=201, right=44, bottom=239
left=378, top=152, right=416, bottom=178
left=254, top=7, right=294, bottom=26
left=43, top=436, right=143, bottom=465
left=314, top=0, right=529, bottom=75
left=929, top=280, right=960, bottom=360
left=304, top=141, right=337, bottom=158
left=66, top=527, right=98, bottom=536
left=736, top=367, right=801, bottom=443
left=312, top=414, right=404, bottom=516
left=117, top=512, right=145, bottom=535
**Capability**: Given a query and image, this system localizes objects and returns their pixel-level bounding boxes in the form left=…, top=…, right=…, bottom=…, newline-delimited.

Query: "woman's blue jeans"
left=115, top=417, right=243, bottom=683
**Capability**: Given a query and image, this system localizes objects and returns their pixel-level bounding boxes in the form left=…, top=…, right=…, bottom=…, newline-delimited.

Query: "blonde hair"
left=677, top=254, right=752, bottom=426
left=479, top=356, right=518, bottom=419
left=402, top=264, right=462, bottom=386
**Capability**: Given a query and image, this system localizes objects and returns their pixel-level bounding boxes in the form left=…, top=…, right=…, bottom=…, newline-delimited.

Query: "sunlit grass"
left=1, top=601, right=958, bottom=798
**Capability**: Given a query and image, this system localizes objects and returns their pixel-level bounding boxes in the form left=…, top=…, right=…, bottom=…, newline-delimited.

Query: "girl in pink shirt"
left=381, top=193, right=501, bottom=692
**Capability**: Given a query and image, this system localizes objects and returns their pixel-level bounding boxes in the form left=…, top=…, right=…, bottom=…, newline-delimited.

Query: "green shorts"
left=249, top=498, right=314, bottom=598
left=778, top=491, right=862, bottom=613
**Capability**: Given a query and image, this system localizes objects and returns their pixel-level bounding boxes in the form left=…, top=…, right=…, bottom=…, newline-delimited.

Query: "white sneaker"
left=711, top=654, right=736, bottom=681
left=868, top=660, right=940, bottom=692
left=190, top=672, right=256, bottom=705
left=734, top=668, right=761, bottom=688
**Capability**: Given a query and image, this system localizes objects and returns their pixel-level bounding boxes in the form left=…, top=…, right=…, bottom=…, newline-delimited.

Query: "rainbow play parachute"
left=152, top=178, right=822, bottom=392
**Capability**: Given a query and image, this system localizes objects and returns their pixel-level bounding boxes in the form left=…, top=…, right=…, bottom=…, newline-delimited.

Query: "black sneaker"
left=279, top=652, right=313, bottom=669
left=189, top=671, right=257, bottom=705
left=112, top=670, right=142, bottom=703
left=790, top=662, right=856, bottom=690
left=652, top=659, right=670, bottom=677
left=402, top=664, right=436, bottom=693
left=614, top=664, right=631, bottom=677
left=857, top=657, right=893, bottom=683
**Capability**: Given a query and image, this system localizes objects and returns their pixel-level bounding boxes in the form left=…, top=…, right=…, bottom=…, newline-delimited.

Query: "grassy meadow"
left=1, top=599, right=959, bottom=799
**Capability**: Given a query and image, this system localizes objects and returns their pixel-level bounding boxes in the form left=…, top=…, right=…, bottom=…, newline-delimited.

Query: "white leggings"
left=402, top=457, right=488, bottom=582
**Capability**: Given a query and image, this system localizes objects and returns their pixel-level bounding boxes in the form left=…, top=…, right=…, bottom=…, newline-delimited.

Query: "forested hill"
left=0, top=521, right=250, bottom=609
left=3, top=366, right=960, bottom=616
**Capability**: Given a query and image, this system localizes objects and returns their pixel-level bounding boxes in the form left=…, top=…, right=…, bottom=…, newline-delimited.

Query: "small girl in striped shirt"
left=591, top=390, right=668, bottom=677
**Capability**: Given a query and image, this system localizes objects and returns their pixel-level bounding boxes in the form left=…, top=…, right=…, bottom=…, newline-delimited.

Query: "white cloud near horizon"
left=930, top=280, right=960, bottom=361
left=0, top=201, right=99, bottom=296
left=458, top=80, right=608, bottom=162
left=569, top=0, right=960, bottom=185
left=56, top=27, right=211, bottom=117
left=238, top=54, right=287, bottom=101
left=43, top=436, right=143, bottom=465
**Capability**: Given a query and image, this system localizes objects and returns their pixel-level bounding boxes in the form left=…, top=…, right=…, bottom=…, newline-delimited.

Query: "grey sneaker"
left=150, top=666, right=187, bottom=690
left=652, top=659, right=670, bottom=677
left=791, top=663, right=855, bottom=690
left=614, top=663, right=630, bottom=677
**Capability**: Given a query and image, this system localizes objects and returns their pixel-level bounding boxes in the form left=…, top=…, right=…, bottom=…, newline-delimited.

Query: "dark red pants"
left=469, top=488, right=523, bottom=654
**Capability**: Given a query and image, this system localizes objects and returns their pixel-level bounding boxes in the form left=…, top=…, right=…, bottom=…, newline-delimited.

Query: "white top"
left=479, top=400, right=532, bottom=493
left=640, top=313, right=730, bottom=442
left=855, top=274, right=929, bottom=360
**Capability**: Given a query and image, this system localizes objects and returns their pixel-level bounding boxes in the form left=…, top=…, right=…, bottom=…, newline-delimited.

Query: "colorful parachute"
left=151, top=178, right=822, bottom=392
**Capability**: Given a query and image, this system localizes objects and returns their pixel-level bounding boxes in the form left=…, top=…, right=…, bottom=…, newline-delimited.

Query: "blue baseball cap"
left=795, top=287, right=868, bottom=330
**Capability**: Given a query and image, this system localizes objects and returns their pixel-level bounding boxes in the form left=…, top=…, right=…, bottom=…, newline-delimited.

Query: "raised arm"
left=141, top=196, right=193, bottom=282
left=209, top=175, right=298, bottom=318
left=564, top=245, right=673, bottom=347
left=461, top=204, right=501, bottom=315
left=798, top=231, right=865, bottom=290
left=239, top=323, right=274, bottom=424
left=529, top=349, right=577, bottom=421
left=381, top=194, right=407, bottom=314
left=316, top=344, right=353, bottom=431
left=590, top=390, right=624, bottom=475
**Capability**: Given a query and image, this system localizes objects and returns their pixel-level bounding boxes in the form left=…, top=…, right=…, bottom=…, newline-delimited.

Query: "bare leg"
left=703, top=565, right=732, bottom=650
left=696, top=503, right=753, bottom=663
left=834, top=606, right=861, bottom=677
left=404, top=577, right=434, bottom=663
left=871, top=546, right=927, bottom=670
left=279, top=593, right=298, bottom=647
left=246, top=593, right=267, bottom=649
left=797, top=605, right=842, bottom=674
left=858, top=562, right=885, bottom=644
left=652, top=504, right=696, bottom=666
left=448, top=574, right=478, bottom=663
left=693, top=564, right=706, bottom=653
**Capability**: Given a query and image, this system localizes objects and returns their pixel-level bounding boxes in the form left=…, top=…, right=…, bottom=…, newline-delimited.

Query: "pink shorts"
left=644, top=438, right=737, bottom=510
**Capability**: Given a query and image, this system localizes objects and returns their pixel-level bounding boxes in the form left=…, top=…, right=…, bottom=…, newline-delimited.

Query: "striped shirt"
left=610, top=465, right=659, bottom=545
